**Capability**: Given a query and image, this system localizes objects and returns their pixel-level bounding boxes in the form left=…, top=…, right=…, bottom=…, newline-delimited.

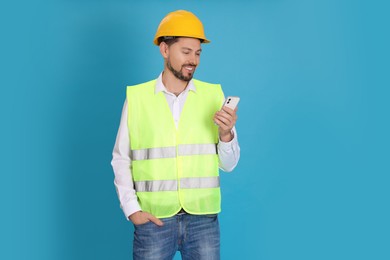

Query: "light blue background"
left=1, top=0, right=389, bottom=259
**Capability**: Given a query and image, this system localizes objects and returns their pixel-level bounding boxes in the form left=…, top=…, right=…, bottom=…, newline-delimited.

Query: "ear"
left=159, top=42, right=169, bottom=59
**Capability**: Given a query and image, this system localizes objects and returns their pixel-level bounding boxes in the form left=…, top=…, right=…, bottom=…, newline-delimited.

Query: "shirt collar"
left=155, top=72, right=196, bottom=95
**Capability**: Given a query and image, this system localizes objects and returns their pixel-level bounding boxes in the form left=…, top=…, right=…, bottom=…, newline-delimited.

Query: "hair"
left=158, top=36, right=180, bottom=46
left=157, top=36, right=204, bottom=46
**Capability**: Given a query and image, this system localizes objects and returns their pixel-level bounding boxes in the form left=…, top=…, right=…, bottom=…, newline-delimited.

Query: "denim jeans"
left=133, top=213, right=220, bottom=260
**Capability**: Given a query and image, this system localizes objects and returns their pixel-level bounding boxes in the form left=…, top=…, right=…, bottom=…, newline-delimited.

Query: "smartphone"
left=222, top=96, right=240, bottom=110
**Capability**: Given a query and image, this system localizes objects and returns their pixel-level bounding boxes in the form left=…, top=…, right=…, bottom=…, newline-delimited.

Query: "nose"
left=189, top=53, right=198, bottom=66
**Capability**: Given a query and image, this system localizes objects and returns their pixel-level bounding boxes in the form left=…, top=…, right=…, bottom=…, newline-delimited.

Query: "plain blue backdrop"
left=1, top=0, right=389, bottom=259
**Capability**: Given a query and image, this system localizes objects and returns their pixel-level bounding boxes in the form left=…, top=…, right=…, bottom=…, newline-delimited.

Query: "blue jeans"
left=133, top=213, right=220, bottom=260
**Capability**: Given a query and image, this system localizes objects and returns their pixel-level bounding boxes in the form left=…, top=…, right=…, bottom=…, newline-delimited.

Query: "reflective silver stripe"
left=180, top=176, right=220, bottom=189
left=178, top=143, right=217, bottom=156
left=135, top=177, right=220, bottom=192
left=135, top=180, right=178, bottom=192
left=131, top=146, right=176, bottom=161
left=131, top=143, right=217, bottom=160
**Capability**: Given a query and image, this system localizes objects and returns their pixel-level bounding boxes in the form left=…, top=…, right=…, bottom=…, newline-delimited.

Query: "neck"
left=162, top=68, right=189, bottom=96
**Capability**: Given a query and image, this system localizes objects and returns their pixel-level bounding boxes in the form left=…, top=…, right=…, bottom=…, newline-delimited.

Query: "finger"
left=215, top=113, right=234, bottom=127
left=221, top=106, right=237, bottom=116
left=214, top=116, right=228, bottom=127
left=220, top=108, right=233, bottom=118
left=147, top=213, right=164, bottom=226
left=215, top=111, right=233, bottom=122
left=214, top=117, right=231, bottom=130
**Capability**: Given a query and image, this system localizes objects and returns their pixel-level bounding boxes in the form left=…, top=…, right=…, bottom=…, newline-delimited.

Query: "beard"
left=167, top=59, right=196, bottom=82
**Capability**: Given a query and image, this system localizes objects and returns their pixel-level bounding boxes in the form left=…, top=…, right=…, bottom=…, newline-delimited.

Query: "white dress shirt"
left=111, top=74, right=240, bottom=219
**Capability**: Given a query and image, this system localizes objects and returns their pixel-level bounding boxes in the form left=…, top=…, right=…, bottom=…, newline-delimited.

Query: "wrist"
left=219, top=131, right=233, bottom=142
left=128, top=211, right=142, bottom=221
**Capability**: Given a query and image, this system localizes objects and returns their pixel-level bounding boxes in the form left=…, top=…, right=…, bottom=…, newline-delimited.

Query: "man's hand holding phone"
left=214, top=96, right=239, bottom=142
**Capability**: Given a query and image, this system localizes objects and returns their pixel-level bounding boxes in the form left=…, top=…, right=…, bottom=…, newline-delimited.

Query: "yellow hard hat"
left=153, top=10, right=210, bottom=46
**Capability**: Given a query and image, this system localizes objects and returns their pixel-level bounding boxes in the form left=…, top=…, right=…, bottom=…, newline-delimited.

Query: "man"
left=111, top=10, right=240, bottom=260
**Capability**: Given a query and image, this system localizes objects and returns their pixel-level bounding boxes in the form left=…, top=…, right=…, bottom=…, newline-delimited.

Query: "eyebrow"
left=181, top=47, right=202, bottom=53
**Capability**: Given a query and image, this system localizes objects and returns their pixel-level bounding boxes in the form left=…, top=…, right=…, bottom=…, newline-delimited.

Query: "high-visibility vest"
left=127, top=79, right=224, bottom=218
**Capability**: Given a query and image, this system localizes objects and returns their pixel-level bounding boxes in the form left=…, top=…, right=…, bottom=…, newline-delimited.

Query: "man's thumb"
left=147, top=214, right=164, bottom=226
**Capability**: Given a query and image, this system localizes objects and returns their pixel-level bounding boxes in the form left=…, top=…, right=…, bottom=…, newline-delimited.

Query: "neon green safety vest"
left=127, top=79, right=224, bottom=218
